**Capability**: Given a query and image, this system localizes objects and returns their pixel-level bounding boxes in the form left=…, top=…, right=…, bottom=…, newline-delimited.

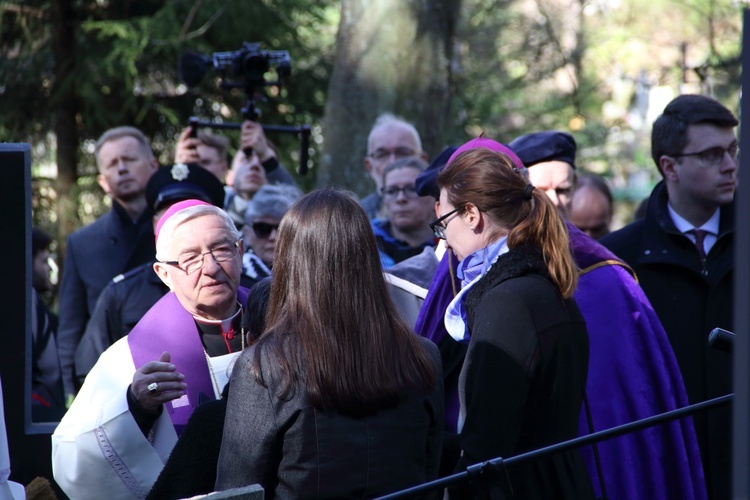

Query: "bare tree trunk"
left=51, top=0, right=79, bottom=261
left=319, top=0, right=460, bottom=195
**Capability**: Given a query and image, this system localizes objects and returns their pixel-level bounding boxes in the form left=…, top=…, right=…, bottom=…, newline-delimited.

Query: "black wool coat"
left=455, top=245, right=594, bottom=500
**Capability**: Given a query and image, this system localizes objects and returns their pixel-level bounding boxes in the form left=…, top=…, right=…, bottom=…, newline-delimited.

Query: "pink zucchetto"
left=446, top=134, right=526, bottom=172
left=154, top=199, right=212, bottom=244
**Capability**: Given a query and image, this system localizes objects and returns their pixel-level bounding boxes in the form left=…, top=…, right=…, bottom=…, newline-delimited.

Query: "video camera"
left=179, top=42, right=311, bottom=174
left=179, top=42, right=291, bottom=121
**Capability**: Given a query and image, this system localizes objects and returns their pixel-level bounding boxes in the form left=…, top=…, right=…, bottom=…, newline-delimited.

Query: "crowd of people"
left=24, top=92, right=737, bottom=499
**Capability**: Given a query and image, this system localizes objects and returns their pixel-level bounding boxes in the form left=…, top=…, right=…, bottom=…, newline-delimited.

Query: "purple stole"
left=128, top=287, right=249, bottom=436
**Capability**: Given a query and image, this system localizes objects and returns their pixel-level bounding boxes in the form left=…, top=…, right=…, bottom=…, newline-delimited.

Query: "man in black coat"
left=601, top=94, right=738, bottom=499
left=57, top=126, right=159, bottom=400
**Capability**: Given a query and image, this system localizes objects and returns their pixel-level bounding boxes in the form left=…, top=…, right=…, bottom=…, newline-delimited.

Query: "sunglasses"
left=251, top=222, right=280, bottom=239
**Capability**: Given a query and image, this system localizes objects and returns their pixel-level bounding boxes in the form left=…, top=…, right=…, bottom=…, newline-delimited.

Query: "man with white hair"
left=52, top=200, right=248, bottom=500
left=361, top=113, right=427, bottom=219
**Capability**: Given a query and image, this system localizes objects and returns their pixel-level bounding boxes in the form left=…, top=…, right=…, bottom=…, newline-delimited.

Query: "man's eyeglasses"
left=429, top=208, right=460, bottom=240
left=251, top=222, right=280, bottom=239
left=368, top=147, right=417, bottom=161
left=671, top=144, right=739, bottom=166
left=382, top=185, right=419, bottom=199
left=161, top=240, right=240, bottom=275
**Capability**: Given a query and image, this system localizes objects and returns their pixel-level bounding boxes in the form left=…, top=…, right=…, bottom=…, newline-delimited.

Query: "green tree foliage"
left=1, top=0, right=338, bottom=238
left=451, top=0, right=741, bottom=224
left=1, top=0, right=742, bottom=239
left=319, top=0, right=461, bottom=194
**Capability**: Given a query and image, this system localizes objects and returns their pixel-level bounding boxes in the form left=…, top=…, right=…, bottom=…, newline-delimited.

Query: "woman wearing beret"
left=434, top=138, right=594, bottom=499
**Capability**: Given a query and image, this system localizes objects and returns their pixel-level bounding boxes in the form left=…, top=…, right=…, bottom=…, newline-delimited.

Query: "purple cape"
left=415, top=225, right=706, bottom=499
left=128, top=288, right=248, bottom=435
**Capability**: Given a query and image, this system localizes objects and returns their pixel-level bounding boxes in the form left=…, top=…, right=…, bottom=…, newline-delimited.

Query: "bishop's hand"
left=131, top=351, right=187, bottom=413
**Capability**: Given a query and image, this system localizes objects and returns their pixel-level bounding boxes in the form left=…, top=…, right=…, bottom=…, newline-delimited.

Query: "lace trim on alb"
left=95, top=407, right=149, bottom=499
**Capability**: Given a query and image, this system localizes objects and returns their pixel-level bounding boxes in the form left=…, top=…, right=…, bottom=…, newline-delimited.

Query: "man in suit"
left=57, top=126, right=159, bottom=400
left=601, top=94, right=738, bottom=499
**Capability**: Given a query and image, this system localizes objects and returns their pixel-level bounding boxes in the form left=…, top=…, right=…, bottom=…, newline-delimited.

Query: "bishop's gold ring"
left=147, top=382, right=160, bottom=395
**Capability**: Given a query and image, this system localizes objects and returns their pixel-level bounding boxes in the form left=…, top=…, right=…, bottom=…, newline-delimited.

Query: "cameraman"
left=174, top=120, right=297, bottom=228
left=224, top=120, right=298, bottom=228
left=175, top=128, right=231, bottom=183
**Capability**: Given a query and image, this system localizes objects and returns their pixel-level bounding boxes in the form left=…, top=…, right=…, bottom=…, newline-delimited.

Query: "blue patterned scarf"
left=444, top=237, right=508, bottom=341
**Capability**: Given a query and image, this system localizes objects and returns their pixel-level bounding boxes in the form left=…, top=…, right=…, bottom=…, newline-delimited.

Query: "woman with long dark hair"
left=215, top=188, right=443, bottom=498
left=434, top=138, right=594, bottom=499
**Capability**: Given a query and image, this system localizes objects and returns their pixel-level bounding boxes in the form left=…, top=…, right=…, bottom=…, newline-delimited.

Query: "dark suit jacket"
left=57, top=202, right=155, bottom=395
left=215, top=336, right=444, bottom=499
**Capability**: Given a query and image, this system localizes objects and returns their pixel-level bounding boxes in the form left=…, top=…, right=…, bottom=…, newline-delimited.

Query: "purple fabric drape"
left=414, top=223, right=706, bottom=499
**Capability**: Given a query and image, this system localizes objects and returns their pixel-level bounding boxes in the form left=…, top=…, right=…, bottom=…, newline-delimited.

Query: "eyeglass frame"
left=670, top=143, right=739, bottom=166
left=381, top=185, right=419, bottom=199
left=429, top=207, right=461, bottom=240
left=160, top=239, right=241, bottom=275
left=251, top=221, right=280, bottom=239
left=367, top=147, right=418, bottom=162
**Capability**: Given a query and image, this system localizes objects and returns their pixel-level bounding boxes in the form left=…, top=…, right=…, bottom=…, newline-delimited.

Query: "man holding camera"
left=174, top=119, right=297, bottom=228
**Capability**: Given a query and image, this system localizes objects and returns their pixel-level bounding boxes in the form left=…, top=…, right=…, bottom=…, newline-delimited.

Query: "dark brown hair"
left=651, top=94, right=738, bottom=175
left=438, top=148, right=578, bottom=298
left=251, top=188, right=436, bottom=415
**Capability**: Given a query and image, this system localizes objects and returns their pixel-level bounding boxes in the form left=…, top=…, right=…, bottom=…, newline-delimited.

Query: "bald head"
left=569, top=181, right=613, bottom=240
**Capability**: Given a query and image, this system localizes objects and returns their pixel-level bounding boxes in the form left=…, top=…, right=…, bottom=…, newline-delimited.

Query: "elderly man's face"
left=365, top=124, right=422, bottom=191
left=154, top=214, right=243, bottom=320
left=527, top=161, right=576, bottom=219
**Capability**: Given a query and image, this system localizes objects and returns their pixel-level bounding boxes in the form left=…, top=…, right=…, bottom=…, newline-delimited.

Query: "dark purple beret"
left=414, top=145, right=458, bottom=199
left=508, top=130, right=577, bottom=169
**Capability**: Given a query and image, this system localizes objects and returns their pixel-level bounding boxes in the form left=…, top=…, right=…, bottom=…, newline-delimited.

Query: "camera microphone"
left=179, top=51, right=211, bottom=88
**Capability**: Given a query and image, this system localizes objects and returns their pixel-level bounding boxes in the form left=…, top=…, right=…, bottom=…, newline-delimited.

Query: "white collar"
left=668, top=203, right=720, bottom=235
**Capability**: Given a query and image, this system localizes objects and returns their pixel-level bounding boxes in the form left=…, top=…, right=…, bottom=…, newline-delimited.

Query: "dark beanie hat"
left=414, top=146, right=458, bottom=199
left=508, top=131, right=577, bottom=169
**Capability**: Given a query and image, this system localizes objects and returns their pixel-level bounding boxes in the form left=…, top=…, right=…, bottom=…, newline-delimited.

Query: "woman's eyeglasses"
left=429, top=208, right=460, bottom=240
left=252, top=222, right=280, bottom=239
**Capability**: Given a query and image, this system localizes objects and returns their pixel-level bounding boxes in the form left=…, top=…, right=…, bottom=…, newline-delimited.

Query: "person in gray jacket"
left=215, top=188, right=443, bottom=499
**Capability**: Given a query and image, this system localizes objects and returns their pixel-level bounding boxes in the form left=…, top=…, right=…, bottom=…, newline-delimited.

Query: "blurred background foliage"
left=0, top=0, right=743, bottom=287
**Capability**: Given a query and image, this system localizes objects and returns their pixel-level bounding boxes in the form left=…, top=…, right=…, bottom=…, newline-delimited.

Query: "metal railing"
left=374, top=394, right=733, bottom=499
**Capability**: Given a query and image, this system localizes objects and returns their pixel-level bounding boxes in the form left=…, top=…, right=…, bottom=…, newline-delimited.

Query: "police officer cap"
left=146, top=163, right=225, bottom=212
left=508, top=131, right=577, bottom=169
